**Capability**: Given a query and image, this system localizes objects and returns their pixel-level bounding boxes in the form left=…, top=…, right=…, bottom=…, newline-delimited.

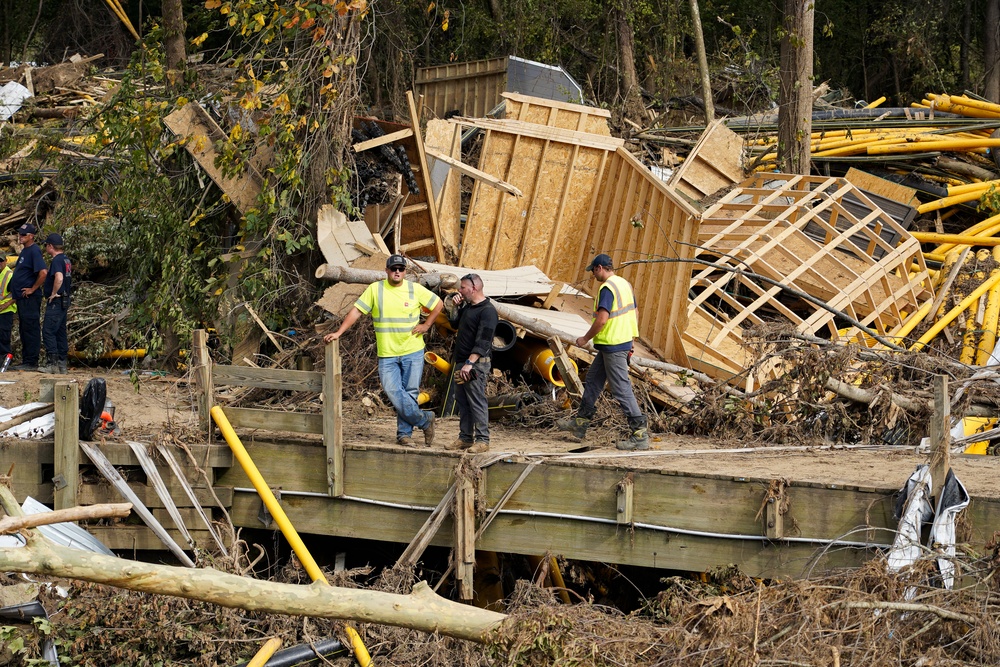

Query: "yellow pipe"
left=913, top=232, right=1000, bottom=246
left=865, top=96, right=887, bottom=109
left=949, top=95, right=1000, bottom=116
left=917, top=189, right=992, bottom=214
left=977, top=251, right=1000, bottom=364
left=514, top=340, right=577, bottom=387
left=934, top=213, right=1000, bottom=255
left=911, top=271, right=1000, bottom=350
left=247, top=638, right=282, bottom=667
left=424, top=351, right=451, bottom=373
left=869, top=138, right=1000, bottom=154
left=210, top=406, right=373, bottom=667
left=418, top=391, right=430, bottom=405
left=68, top=348, right=147, bottom=360
left=946, top=178, right=1000, bottom=196
left=548, top=556, right=572, bottom=604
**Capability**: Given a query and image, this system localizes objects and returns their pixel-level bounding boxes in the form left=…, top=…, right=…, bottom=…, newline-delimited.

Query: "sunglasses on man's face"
left=389, top=266, right=406, bottom=272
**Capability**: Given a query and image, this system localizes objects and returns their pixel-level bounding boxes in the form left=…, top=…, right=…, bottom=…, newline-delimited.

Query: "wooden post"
left=765, top=495, right=784, bottom=540
left=454, top=477, right=476, bottom=601
left=616, top=473, right=634, bottom=525
left=53, top=380, right=79, bottom=511
left=547, top=337, right=584, bottom=399
left=325, top=339, right=344, bottom=497
left=192, top=329, right=213, bottom=438
left=929, top=374, right=951, bottom=499
left=406, top=90, right=445, bottom=261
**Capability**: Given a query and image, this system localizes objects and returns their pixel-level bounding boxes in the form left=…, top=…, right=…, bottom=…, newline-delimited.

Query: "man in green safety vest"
left=556, top=253, right=649, bottom=450
left=325, top=254, right=444, bottom=447
left=0, top=255, right=16, bottom=364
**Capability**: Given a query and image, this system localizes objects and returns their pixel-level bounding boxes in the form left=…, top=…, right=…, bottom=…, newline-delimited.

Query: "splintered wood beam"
left=454, top=477, right=476, bottom=601
left=325, top=341, right=344, bottom=498
left=425, top=147, right=523, bottom=197
left=547, top=337, right=584, bottom=399
left=352, top=128, right=414, bottom=153
left=407, top=90, right=445, bottom=261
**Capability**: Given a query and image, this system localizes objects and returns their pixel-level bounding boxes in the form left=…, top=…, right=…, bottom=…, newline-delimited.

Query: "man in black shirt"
left=445, top=273, right=498, bottom=453
left=38, top=233, right=71, bottom=374
left=10, top=223, right=47, bottom=370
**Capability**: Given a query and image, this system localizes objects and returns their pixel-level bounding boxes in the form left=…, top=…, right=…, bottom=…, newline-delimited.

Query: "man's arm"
left=48, top=271, right=63, bottom=301
left=413, top=297, right=444, bottom=336
left=324, top=307, right=363, bottom=342
left=576, top=310, right=608, bottom=348
left=23, top=268, right=47, bottom=297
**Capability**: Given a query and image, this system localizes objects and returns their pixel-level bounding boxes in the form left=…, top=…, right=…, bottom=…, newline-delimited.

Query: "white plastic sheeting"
left=0, top=81, right=32, bottom=121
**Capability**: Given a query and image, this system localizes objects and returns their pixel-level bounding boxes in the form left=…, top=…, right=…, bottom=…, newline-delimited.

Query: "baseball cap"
left=586, top=253, right=614, bottom=271
left=43, top=232, right=63, bottom=246
left=17, top=223, right=36, bottom=235
left=386, top=254, right=407, bottom=269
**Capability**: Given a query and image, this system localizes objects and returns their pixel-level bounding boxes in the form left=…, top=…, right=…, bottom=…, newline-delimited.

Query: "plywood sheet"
left=845, top=167, right=919, bottom=207
left=424, top=119, right=463, bottom=257
left=667, top=120, right=744, bottom=205
left=503, top=91, right=612, bottom=135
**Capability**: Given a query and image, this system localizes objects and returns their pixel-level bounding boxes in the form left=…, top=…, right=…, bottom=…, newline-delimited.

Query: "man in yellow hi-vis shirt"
left=557, top=253, right=648, bottom=450
left=0, top=255, right=15, bottom=363
left=325, top=254, right=444, bottom=447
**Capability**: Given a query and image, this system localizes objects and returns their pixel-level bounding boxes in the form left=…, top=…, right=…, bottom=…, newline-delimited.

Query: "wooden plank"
left=406, top=90, right=445, bottom=261
left=502, top=91, right=612, bottom=118
left=212, top=365, right=323, bottom=392
left=667, top=120, right=745, bottom=204
left=192, top=329, right=213, bottom=434
left=225, top=407, right=323, bottom=434
left=77, top=481, right=233, bottom=508
left=540, top=282, right=565, bottom=310
left=424, top=119, right=463, bottom=256
left=325, top=340, right=344, bottom=497
left=930, top=375, right=951, bottom=499
left=214, top=440, right=329, bottom=494
left=352, top=128, right=414, bottom=153
left=162, top=103, right=263, bottom=214
left=128, top=440, right=195, bottom=549
left=452, top=117, right=625, bottom=151
left=95, top=442, right=232, bottom=469
left=396, top=483, right=456, bottom=569
left=547, top=337, right=583, bottom=399
left=87, top=526, right=223, bottom=552
left=53, top=381, right=79, bottom=511
left=454, top=477, right=476, bottom=601
left=80, top=441, right=195, bottom=567
left=425, top=147, right=523, bottom=197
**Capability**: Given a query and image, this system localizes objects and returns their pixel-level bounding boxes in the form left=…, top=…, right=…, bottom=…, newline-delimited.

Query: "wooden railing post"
left=454, top=476, right=476, bottom=601
left=324, top=339, right=344, bottom=497
left=192, top=329, right=213, bottom=439
left=53, top=380, right=79, bottom=510
left=930, top=374, right=951, bottom=499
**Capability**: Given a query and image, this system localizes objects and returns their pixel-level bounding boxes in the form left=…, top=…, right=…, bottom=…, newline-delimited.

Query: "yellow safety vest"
left=355, top=279, right=441, bottom=357
left=592, top=274, right=638, bottom=346
left=0, top=266, right=15, bottom=315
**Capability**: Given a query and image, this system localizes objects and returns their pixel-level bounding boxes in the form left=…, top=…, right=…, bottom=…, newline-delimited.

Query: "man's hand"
left=412, top=322, right=431, bottom=336
left=458, top=362, right=473, bottom=382
left=324, top=331, right=342, bottom=343
left=20, top=287, right=31, bottom=297
left=451, top=293, right=463, bottom=306
left=575, top=336, right=589, bottom=348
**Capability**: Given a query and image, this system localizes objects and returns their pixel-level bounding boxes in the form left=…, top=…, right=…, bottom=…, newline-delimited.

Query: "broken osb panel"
left=684, top=173, right=934, bottom=388
left=666, top=120, right=746, bottom=206
left=502, top=92, right=612, bottom=136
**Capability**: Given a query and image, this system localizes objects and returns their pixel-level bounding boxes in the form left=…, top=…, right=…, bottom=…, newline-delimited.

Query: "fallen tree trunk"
left=315, top=264, right=458, bottom=290
left=0, top=486, right=505, bottom=643
left=0, top=403, right=54, bottom=433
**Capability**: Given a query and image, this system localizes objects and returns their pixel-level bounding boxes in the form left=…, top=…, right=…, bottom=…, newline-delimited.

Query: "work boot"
left=11, top=363, right=36, bottom=372
left=445, top=438, right=473, bottom=451
left=617, top=415, right=650, bottom=451
left=57, top=360, right=68, bottom=375
left=556, top=415, right=590, bottom=440
left=422, top=412, right=436, bottom=447
left=396, top=436, right=415, bottom=446
left=36, top=360, right=59, bottom=374
left=467, top=441, right=489, bottom=454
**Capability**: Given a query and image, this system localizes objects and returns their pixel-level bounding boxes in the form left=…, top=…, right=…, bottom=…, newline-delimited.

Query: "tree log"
left=315, top=264, right=458, bottom=290
left=0, top=403, right=53, bottom=433
left=0, top=486, right=505, bottom=643
left=0, top=502, right=132, bottom=533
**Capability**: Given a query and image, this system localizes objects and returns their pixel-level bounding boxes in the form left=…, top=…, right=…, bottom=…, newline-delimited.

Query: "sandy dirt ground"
left=1, top=365, right=997, bottom=499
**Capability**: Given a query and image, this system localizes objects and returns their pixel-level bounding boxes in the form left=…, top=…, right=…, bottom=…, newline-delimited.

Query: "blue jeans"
left=378, top=349, right=432, bottom=439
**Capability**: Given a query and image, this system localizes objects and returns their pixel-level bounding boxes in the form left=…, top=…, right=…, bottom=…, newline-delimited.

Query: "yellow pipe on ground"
left=912, top=232, right=1000, bottom=246
left=418, top=391, right=430, bottom=405
left=918, top=189, right=992, bottom=214
left=514, top=340, right=577, bottom=387
left=247, top=638, right=282, bottom=667
left=68, top=348, right=147, bottom=360
left=865, top=96, right=887, bottom=108
left=911, top=271, right=1000, bottom=350
left=210, top=406, right=373, bottom=667
left=548, top=556, right=572, bottom=605
left=869, top=138, right=1000, bottom=154
left=424, top=351, right=451, bottom=373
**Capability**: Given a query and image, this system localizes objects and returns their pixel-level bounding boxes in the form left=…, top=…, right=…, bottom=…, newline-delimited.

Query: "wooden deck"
left=6, top=419, right=1000, bottom=581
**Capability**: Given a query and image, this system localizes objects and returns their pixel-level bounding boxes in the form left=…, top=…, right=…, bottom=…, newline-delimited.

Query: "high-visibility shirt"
left=355, top=279, right=441, bottom=357
left=592, top=274, right=638, bottom=346
left=0, top=265, right=16, bottom=315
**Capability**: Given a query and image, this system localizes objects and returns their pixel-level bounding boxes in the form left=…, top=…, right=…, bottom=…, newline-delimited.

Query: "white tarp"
left=0, top=81, right=32, bottom=121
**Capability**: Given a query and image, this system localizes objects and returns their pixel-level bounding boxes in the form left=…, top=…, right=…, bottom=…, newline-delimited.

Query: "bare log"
left=0, top=502, right=132, bottom=533
left=0, top=403, right=54, bottom=432
left=315, top=264, right=458, bottom=290
left=0, top=486, right=505, bottom=643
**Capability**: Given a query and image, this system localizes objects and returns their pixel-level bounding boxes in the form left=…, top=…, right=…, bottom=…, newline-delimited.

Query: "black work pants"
left=42, top=297, right=68, bottom=362
left=0, top=310, right=12, bottom=358
left=16, top=291, right=42, bottom=366
left=455, top=358, right=491, bottom=443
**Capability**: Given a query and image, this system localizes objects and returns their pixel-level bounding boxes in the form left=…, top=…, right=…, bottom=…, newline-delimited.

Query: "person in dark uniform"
left=444, top=273, right=498, bottom=454
left=38, top=232, right=71, bottom=374
left=10, top=223, right=47, bottom=371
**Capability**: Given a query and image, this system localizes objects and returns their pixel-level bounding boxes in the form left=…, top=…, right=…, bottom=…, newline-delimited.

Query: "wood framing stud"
left=929, top=374, right=951, bottom=500
left=192, top=329, right=213, bottom=436
left=53, top=381, right=79, bottom=511
left=547, top=337, right=584, bottom=399
left=616, top=473, right=634, bottom=525
left=454, top=476, right=476, bottom=601
left=325, top=340, right=344, bottom=497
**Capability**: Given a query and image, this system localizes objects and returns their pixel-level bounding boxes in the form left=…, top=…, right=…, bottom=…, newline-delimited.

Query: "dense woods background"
left=6, top=0, right=1000, bottom=115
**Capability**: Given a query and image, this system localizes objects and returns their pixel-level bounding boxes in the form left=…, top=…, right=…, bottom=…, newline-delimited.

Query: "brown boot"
left=396, top=436, right=415, bottom=446
left=467, top=441, right=489, bottom=454
left=445, top=438, right=472, bottom=451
